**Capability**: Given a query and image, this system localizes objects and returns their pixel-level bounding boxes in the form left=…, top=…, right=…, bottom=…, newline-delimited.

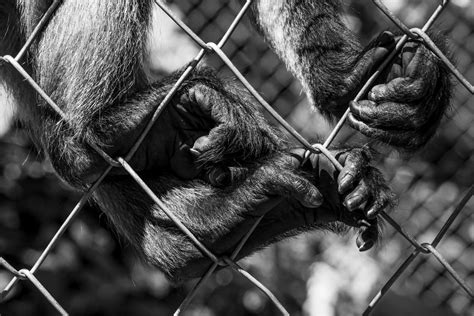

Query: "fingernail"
left=345, top=196, right=358, bottom=211
left=358, top=219, right=371, bottom=227
left=189, top=148, right=201, bottom=157
left=379, top=31, right=395, bottom=46
left=368, top=91, right=376, bottom=100
left=343, top=200, right=351, bottom=211
left=371, top=86, right=386, bottom=99
left=306, top=191, right=324, bottom=208
left=345, top=194, right=364, bottom=211
left=338, top=175, right=350, bottom=193
left=358, top=240, right=374, bottom=252
left=193, top=136, right=210, bottom=152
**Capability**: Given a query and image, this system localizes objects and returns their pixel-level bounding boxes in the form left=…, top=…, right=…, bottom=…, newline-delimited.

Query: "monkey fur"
left=254, top=0, right=452, bottom=150
left=0, top=0, right=451, bottom=282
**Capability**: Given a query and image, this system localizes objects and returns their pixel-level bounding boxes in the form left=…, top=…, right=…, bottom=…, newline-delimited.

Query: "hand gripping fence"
left=0, top=0, right=472, bottom=315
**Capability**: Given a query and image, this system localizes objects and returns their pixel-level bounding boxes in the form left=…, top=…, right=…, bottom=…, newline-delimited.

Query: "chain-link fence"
left=0, top=0, right=472, bottom=315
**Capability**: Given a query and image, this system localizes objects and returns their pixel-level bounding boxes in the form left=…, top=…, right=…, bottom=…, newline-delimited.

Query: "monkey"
left=0, top=0, right=450, bottom=283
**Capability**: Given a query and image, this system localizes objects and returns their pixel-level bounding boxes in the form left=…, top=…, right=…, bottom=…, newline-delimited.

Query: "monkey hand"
left=169, top=147, right=393, bottom=280
left=289, top=147, right=395, bottom=251
left=121, top=67, right=280, bottom=182
left=345, top=31, right=452, bottom=151
left=201, top=147, right=395, bottom=253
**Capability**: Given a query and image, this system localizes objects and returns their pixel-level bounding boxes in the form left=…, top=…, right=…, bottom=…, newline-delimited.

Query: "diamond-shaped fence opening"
left=0, top=0, right=472, bottom=315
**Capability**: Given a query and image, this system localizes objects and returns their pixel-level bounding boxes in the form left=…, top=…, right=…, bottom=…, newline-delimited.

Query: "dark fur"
left=254, top=0, right=452, bottom=149
left=1, top=0, right=347, bottom=283
left=2, top=0, right=453, bottom=283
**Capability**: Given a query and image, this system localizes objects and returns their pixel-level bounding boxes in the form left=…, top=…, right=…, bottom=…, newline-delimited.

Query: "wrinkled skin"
left=346, top=32, right=452, bottom=150
left=254, top=1, right=451, bottom=149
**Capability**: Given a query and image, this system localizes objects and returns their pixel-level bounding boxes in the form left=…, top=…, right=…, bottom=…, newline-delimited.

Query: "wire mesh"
left=0, top=0, right=472, bottom=315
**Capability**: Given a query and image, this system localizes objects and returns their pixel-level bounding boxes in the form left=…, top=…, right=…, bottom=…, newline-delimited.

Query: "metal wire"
left=19, top=269, right=68, bottom=316
left=0, top=0, right=472, bottom=315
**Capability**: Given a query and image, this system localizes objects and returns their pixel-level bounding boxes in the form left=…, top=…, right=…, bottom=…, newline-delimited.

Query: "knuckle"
left=295, top=177, right=313, bottom=193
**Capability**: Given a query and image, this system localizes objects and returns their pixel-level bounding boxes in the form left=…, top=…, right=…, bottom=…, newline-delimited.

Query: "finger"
left=400, top=41, right=418, bottom=72
left=402, top=41, right=430, bottom=78
left=347, top=112, right=425, bottom=150
left=271, top=171, right=324, bottom=208
left=190, top=135, right=212, bottom=156
left=361, top=166, right=396, bottom=219
left=372, top=31, right=396, bottom=49
left=287, top=148, right=308, bottom=168
left=365, top=192, right=393, bottom=219
left=367, top=78, right=427, bottom=104
left=343, top=181, right=369, bottom=212
left=347, top=47, right=391, bottom=84
left=356, top=220, right=379, bottom=252
left=368, top=40, right=436, bottom=103
left=345, top=31, right=396, bottom=87
left=337, top=150, right=367, bottom=195
left=291, top=179, right=324, bottom=209
left=386, top=61, right=402, bottom=82
left=186, top=84, right=213, bottom=114
left=350, top=100, right=421, bottom=130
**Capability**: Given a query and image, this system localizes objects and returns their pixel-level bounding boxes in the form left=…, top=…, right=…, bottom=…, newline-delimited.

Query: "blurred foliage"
left=0, top=1, right=473, bottom=315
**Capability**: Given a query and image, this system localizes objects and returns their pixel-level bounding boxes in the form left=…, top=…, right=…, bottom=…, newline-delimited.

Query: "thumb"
left=190, top=135, right=212, bottom=157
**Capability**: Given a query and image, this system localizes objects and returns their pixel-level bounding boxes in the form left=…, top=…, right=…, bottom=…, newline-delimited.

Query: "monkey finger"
left=400, top=41, right=418, bottom=71
left=365, top=190, right=393, bottom=219
left=345, top=31, right=396, bottom=87
left=356, top=220, right=379, bottom=252
left=190, top=135, right=212, bottom=157
left=402, top=41, right=436, bottom=78
left=286, top=148, right=308, bottom=168
left=368, top=76, right=428, bottom=104
left=270, top=171, right=324, bottom=209
left=185, top=84, right=213, bottom=114
left=346, top=47, right=391, bottom=86
left=385, top=62, right=403, bottom=82
left=347, top=112, right=425, bottom=150
left=350, top=100, right=421, bottom=131
left=343, top=180, right=369, bottom=212
left=337, top=150, right=368, bottom=195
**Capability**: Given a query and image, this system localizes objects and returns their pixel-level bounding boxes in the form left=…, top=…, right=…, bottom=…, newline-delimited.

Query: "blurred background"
left=0, top=0, right=472, bottom=315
